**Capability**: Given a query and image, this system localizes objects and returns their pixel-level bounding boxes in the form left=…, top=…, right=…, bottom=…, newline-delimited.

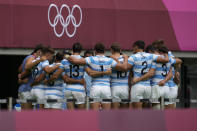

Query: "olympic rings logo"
left=48, top=4, right=82, bottom=38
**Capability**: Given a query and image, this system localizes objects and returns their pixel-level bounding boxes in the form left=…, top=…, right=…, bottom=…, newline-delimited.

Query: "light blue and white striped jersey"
left=167, top=55, right=177, bottom=87
left=84, top=72, right=91, bottom=96
left=60, top=55, right=85, bottom=91
left=31, top=60, right=49, bottom=86
left=45, top=63, right=64, bottom=98
left=85, top=55, right=117, bottom=87
left=46, top=63, right=64, bottom=87
left=111, top=55, right=129, bottom=87
left=128, top=52, right=158, bottom=86
left=151, top=56, right=176, bottom=86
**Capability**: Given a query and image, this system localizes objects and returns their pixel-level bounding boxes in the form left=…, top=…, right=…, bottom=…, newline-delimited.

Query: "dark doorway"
left=0, top=55, right=25, bottom=109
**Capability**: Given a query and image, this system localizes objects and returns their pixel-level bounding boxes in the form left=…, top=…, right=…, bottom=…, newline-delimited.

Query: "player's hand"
left=43, top=79, right=48, bottom=85
left=18, top=74, right=22, bottom=79
left=23, top=78, right=29, bottom=84
left=40, top=56, right=47, bottom=62
left=158, top=80, right=165, bottom=86
left=79, top=79, right=85, bottom=85
left=132, top=78, right=139, bottom=85
left=122, top=54, right=128, bottom=60
left=104, top=68, right=112, bottom=75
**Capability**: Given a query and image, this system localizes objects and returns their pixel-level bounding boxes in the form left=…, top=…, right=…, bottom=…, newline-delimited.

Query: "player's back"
left=151, top=55, right=172, bottom=86
left=129, top=52, right=156, bottom=85
left=47, top=63, right=64, bottom=87
left=111, top=55, right=129, bottom=87
left=86, top=55, right=116, bottom=87
left=62, top=55, right=85, bottom=88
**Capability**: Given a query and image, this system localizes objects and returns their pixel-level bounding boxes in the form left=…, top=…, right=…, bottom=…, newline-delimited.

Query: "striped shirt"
left=111, top=55, right=129, bottom=87
left=128, top=52, right=158, bottom=86
left=152, top=56, right=176, bottom=86
left=85, top=55, right=117, bottom=87
left=60, top=55, right=85, bottom=92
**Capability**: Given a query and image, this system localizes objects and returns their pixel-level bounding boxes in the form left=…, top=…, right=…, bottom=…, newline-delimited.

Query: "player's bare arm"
left=62, top=74, right=85, bottom=85
left=43, top=64, right=60, bottom=74
left=156, top=53, right=169, bottom=63
left=45, top=68, right=64, bottom=84
left=158, top=67, right=173, bottom=86
left=25, top=56, right=46, bottom=70
left=67, top=56, right=86, bottom=65
left=85, top=67, right=112, bottom=77
left=114, top=54, right=128, bottom=71
left=132, top=68, right=155, bottom=85
left=31, top=73, right=45, bottom=86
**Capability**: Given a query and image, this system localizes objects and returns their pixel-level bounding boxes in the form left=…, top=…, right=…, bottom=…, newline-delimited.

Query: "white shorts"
left=111, top=86, right=129, bottom=103
left=65, top=85, right=86, bottom=105
left=31, top=85, right=45, bottom=100
left=90, top=85, right=111, bottom=103
left=44, top=86, right=63, bottom=109
left=131, top=84, right=151, bottom=102
left=168, top=85, right=178, bottom=104
left=18, top=91, right=32, bottom=100
left=151, top=85, right=170, bottom=105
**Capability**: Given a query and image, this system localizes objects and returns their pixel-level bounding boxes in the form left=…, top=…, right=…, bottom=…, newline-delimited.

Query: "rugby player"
left=127, top=40, right=170, bottom=109
left=67, top=42, right=128, bottom=110
left=110, top=43, right=130, bottom=109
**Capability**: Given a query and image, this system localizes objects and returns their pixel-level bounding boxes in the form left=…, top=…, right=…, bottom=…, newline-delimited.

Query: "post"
left=8, top=97, right=13, bottom=111
left=160, top=97, right=164, bottom=110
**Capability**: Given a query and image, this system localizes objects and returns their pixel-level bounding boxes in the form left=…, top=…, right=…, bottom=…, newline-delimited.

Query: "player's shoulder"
left=61, top=59, right=70, bottom=65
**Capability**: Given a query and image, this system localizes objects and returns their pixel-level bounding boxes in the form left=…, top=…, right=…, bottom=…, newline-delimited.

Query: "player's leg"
left=74, top=91, right=86, bottom=110
left=167, top=85, right=178, bottom=109
left=151, top=85, right=161, bottom=110
left=65, top=90, right=75, bottom=110
left=131, top=84, right=144, bottom=109
left=163, top=86, right=171, bottom=109
left=111, top=86, right=120, bottom=109
left=90, top=86, right=101, bottom=110
left=101, top=86, right=112, bottom=110
left=19, top=91, right=33, bottom=110
left=119, top=86, right=129, bottom=109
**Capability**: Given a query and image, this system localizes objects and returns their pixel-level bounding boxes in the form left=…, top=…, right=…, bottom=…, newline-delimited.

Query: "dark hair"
left=158, top=46, right=169, bottom=54
left=152, top=39, right=165, bottom=50
left=133, top=40, right=145, bottom=50
left=42, top=47, right=55, bottom=55
left=111, top=42, right=121, bottom=53
left=145, top=45, right=156, bottom=53
left=55, top=51, right=64, bottom=61
left=33, top=44, right=44, bottom=53
left=84, top=50, right=94, bottom=57
left=72, top=42, right=82, bottom=53
left=94, top=42, right=105, bottom=53
left=63, top=50, right=72, bottom=56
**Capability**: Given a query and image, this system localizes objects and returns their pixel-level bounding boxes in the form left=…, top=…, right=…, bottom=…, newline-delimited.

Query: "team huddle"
left=18, top=40, right=182, bottom=110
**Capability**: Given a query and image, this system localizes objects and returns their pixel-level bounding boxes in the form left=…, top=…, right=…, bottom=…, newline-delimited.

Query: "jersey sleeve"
left=151, top=61, right=157, bottom=69
left=169, top=57, right=176, bottom=65
left=128, top=55, right=134, bottom=66
left=152, top=54, right=159, bottom=62
left=41, top=60, right=49, bottom=69
left=85, top=57, right=91, bottom=65
left=111, top=59, right=117, bottom=68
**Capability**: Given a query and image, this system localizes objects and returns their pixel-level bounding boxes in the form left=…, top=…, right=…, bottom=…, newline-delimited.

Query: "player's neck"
left=112, top=52, right=121, bottom=57
left=96, top=53, right=104, bottom=56
left=72, top=52, right=80, bottom=55
left=136, top=49, right=144, bottom=53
